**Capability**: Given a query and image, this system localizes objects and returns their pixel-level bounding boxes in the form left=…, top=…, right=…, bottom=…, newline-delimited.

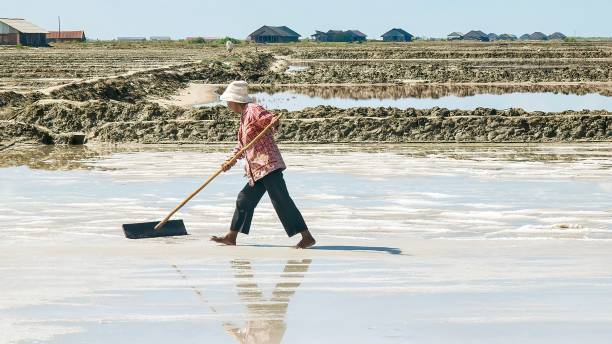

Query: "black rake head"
left=122, top=220, right=188, bottom=239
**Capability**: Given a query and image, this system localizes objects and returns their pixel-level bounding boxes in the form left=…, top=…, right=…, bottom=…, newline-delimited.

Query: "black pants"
left=231, top=169, right=307, bottom=237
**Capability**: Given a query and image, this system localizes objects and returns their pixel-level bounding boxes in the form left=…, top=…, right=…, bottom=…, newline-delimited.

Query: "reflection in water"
left=0, top=145, right=108, bottom=170
left=202, top=84, right=612, bottom=111
left=251, top=84, right=612, bottom=100
left=3, top=144, right=611, bottom=173
left=245, top=90, right=612, bottom=112
left=0, top=144, right=230, bottom=171
left=173, top=260, right=311, bottom=344
left=223, top=259, right=312, bottom=344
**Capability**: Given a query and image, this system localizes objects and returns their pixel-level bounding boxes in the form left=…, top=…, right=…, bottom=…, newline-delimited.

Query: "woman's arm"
left=256, top=108, right=280, bottom=133
left=222, top=142, right=243, bottom=172
left=231, top=142, right=245, bottom=160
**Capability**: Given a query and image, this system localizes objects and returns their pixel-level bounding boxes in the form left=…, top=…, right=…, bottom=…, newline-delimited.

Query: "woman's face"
left=227, top=101, right=243, bottom=114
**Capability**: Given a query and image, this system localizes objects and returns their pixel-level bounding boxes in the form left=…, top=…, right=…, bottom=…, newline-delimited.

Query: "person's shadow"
left=311, top=246, right=402, bottom=255
left=221, top=259, right=312, bottom=344
left=242, top=244, right=403, bottom=255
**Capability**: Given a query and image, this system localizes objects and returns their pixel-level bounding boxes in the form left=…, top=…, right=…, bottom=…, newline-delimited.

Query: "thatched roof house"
left=312, top=30, right=328, bottom=41
left=247, top=26, right=300, bottom=43
left=312, top=30, right=366, bottom=42
left=447, top=32, right=463, bottom=40
left=463, top=30, right=489, bottom=41
left=381, top=28, right=413, bottom=42
left=528, top=32, right=548, bottom=40
left=498, top=34, right=517, bottom=41
left=346, top=30, right=367, bottom=42
left=548, top=32, right=567, bottom=40
left=519, top=33, right=531, bottom=40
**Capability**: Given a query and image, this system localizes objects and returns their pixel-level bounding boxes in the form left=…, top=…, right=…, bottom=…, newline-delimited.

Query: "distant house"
left=150, top=36, right=172, bottom=41
left=463, top=30, right=489, bottom=41
left=117, top=37, right=147, bottom=42
left=247, top=26, right=300, bottom=43
left=47, top=30, right=86, bottom=43
left=498, top=34, right=517, bottom=41
left=487, top=33, right=498, bottom=41
left=0, top=18, right=47, bottom=46
left=312, top=31, right=329, bottom=42
left=312, top=30, right=367, bottom=42
left=381, top=28, right=413, bottom=42
left=186, top=36, right=220, bottom=42
left=519, top=33, right=531, bottom=40
left=548, top=32, right=567, bottom=40
left=528, top=32, right=548, bottom=40
left=447, top=32, right=463, bottom=40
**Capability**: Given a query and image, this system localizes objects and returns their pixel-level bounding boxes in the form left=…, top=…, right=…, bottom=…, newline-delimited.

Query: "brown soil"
left=2, top=101, right=609, bottom=144
left=0, top=43, right=610, bottom=147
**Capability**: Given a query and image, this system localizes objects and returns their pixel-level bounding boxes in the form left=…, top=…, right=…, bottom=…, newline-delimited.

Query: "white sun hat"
left=219, top=80, right=252, bottom=103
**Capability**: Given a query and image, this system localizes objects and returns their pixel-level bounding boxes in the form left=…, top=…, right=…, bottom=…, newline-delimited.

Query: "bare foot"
left=210, top=232, right=238, bottom=246
left=295, top=231, right=316, bottom=249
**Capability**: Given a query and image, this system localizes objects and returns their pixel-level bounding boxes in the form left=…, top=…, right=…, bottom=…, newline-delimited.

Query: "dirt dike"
left=0, top=52, right=275, bottom=110
left=0, top=91, right=45, bottom=108
left=252, top=84, right=612, bottom=98
left=2, top=51, right=608, bottom=113
left=3, top=101, right=610, bottom=144
left=1, top=51, right=610, bottom=146
left=48, top=52, right=275, bottom=102
left=274, top=61, right=612, bottom=84
left=91, top=108, right=612, bottom=143
left=290, top=43, right=612, bottom=60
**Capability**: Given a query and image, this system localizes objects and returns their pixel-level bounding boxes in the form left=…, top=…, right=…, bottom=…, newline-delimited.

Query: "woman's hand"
left=221, top=158, right=237, bottom=172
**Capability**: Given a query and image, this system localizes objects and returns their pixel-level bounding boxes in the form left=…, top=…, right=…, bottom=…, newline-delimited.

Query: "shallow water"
left=249, top=91, right=612, bottom=112
left=1, top=144, right=611, bottom=242
left=2, top=144, right=612, bottom=343
left=200, top=85, right=612, bottom=112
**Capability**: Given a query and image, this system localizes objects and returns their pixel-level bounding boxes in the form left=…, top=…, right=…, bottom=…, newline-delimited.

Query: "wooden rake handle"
left=154, top=113, right=285, bottom=231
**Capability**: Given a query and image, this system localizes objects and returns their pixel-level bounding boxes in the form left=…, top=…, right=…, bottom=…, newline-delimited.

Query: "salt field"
left=1, top=144, right=612, bottom=343
left=2, top=144, right=611, bottom=242
left=0, top=2, right=610, bottom=343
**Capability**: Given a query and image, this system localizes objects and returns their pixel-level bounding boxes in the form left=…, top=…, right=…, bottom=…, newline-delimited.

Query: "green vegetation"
left=187, top=37, right=241, bottom=46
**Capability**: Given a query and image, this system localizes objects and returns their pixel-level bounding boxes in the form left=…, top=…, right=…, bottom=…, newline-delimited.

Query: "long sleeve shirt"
left=232, top=103, right=286, bottom=186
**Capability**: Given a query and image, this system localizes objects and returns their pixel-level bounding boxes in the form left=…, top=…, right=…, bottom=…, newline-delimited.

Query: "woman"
left=210, top=81, right=316, bottom=249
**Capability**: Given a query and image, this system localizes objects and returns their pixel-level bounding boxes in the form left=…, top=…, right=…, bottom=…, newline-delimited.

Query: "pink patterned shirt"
left=233, top=103, right=286, bottom=186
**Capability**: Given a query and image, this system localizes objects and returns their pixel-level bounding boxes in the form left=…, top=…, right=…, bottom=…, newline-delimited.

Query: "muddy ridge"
left=2, top=101, right=609, bottom=144
left=0, top=51, right=610, bottom=146
left=290, top=42, right=612, bottom=60
left=0, top=52, right=275, bottom=108
left=273, top=61, right=612, bottom=83
left=252, top=84, right=612, bottom=99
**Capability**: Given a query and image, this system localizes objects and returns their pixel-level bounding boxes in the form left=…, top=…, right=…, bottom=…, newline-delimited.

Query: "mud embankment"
left=252, top=84, right=612, bottom=99
left=0, top=52, right=276, bottom=107
left=275, top=61, right=612, bottom=83
left=291, top=43, right=612, bottom=60
left=2, top=101, right=609, bottom=144
left=1, top=52, right=610, bottom=145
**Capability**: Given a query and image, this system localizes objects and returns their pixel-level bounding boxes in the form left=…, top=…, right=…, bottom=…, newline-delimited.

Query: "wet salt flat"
left=1, top=144, right=612, bottom=343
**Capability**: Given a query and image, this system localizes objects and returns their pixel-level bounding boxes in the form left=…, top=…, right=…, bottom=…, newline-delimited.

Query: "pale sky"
left=1, top=0, right=610, bottom=40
